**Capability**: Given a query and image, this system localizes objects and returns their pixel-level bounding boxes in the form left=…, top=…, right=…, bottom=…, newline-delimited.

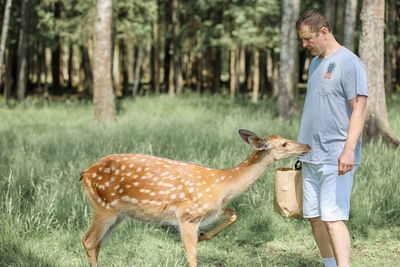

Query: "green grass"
left=1, top=94, right=399, bottom=266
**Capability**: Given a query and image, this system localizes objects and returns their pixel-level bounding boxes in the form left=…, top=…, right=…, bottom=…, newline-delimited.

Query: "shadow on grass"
left=0, top=241, right=57, bottom=267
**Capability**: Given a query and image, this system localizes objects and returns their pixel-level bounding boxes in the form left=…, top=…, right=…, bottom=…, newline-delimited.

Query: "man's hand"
left=338, top=147, right=355, bottom=175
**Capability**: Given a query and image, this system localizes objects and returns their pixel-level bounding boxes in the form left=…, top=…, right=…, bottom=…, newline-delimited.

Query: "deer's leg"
left=82, top=211, right=120, bottom=267
left=179, top=220, right=199, bottom=267
left=198, top=208, right=237, bottom=242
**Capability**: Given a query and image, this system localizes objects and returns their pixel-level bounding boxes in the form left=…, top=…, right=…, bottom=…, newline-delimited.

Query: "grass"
left=0, top=94, right=399, bottom=266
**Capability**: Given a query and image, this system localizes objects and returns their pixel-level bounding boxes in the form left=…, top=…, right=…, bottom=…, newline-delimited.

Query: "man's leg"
left=309, top=217, right=334, bottom=259
left=325, top=220, right=350, bottom=267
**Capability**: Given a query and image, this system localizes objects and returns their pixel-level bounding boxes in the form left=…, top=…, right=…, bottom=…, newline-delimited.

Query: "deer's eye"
left=282, top=142, right=287, bottom=147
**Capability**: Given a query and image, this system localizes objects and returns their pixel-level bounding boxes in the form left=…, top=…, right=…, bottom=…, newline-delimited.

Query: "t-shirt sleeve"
left=342, top=57, right=368, bottom=101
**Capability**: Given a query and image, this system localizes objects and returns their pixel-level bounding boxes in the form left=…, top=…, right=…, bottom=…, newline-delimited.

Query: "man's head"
left=296, top=10, right=332, bottom=57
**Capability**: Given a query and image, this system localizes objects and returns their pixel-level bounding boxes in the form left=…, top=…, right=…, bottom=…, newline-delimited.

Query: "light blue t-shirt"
left=298, top=46, right=368, bottom=165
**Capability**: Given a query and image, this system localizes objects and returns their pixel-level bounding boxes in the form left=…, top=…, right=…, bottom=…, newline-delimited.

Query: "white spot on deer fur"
left=137, top=167, right=142, bottom=172
left=206, top=168, right=211, bottom=171
left=189, top=187, right=194, bottom=193
left=163, top=165, right=171, bottom=168
left=145, top=168, right=150, bottom=171
left=97, top=198, right=102, bottom=203
left=142, top=200, right=150, bottom=204
left=194, top=203, right=199, bottom=208
left=130, top=198, right=138, bottom=204
left=177, top=185, right=183, bottom=190
left=235, top=167, right=240, bottom=171
left=115, top=169, right=120, bottom=175
left=161, top=171, right=169, bottom=176
left=121, top=177, right=125, bottom=182
left=129, top=164, right=134, bottom=168
left=197, top=183, right=201, bottom=186
left=216, top=179, right=220, bottom=182
left=92, top=173, right=97, bottom=178
left=126, top=172, right=131, bottom=177
left=121, top=165, right=126, bottom=170
left=193, top=197, right=197, bottom=202
left=110, top=177, right=115, bottom=182
left=111, top=192, right=115, bottom=196
left=171, top=194, right=176, bottom=199
left=105, top=182, right=110, bottom=187
left=99, top=185, right=105, bottom=190
left=105, top=168, right=110, bottom=174
left=114, top=185, right=120, bottom=190
left=203, top=204, right=209, bottom=209
left=99, top=167, right=103, bottom=171
left=133, top=175, right=138, bottom=179
left=221, top=176, right=226, bottom=180
left=110, top=199, right=119, bottom=207
left=126, top=185, right=131, bottom=188
left=198, top=193, right=203, bottom=198
left=211, top=173, right=215, bottom=176
left=188, top=174, right=193, bottom=177
left=101, top=202, right=105, bottom=207
left=156, top=161, right=162, bottom=165
left=255, top=155, right=259, bottom=159
left=119, top=189, right=124, bottom=194
left=141, top=176, right=147, bottom=180
left=179, top=193, right=185, bottom=198
left=121, top=196, right=130, bottom=201
left=206, top=188, right=210, bottom=192
left=150, top=192, right=156, bottom=196
left=198, top=208, right=203, bottom=212
left=97, top=176, right=102, bottom=180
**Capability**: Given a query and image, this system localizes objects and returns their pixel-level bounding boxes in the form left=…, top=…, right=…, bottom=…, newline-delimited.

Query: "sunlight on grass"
left=0, top=94, right=399, bottom=266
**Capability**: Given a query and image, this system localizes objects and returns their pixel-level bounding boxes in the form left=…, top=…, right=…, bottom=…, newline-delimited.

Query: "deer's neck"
left=218, top=150, right=275, bottom=205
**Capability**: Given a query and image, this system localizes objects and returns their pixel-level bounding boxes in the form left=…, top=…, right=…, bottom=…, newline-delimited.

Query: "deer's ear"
left=238, top=129, right=258, bottom=144
left=248, top=136, right=270, bottom=151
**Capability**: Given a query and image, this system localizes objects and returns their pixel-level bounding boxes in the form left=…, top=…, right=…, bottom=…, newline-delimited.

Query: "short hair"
left=296, top=10, right=331, bottom=34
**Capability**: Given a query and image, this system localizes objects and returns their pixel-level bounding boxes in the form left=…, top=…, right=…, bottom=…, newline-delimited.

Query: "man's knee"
left=323, top=220, right=344, bottom=232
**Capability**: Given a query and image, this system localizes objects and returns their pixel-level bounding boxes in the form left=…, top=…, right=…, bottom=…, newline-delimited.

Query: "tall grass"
left=0, top=94, right=399, bottom=266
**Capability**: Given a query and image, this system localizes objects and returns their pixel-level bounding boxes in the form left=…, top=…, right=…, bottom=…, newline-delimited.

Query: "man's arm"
left=338, top=95, right=367, bottom=175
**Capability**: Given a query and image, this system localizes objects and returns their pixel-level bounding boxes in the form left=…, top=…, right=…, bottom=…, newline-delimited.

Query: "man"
left=296, top=10, right=368, bottom=267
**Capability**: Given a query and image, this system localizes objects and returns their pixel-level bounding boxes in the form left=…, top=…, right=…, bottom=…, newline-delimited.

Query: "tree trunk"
left=16, top=0, right=29, bottom=102
left=252, top=48, right=260, bottom=103
left=52, top=1, right=61, bottom=93
left=359, top=0, right=399, bottom=147
left=113, top=40, right=121, bottom=96
left=259, top=49, right=267, bottom=98
left=120, top=39, right=130, bottom=96
left=276, top=0, right=300, bottom=119
left=343, top=0, right=358, bottom=51
left=230, top=48, right=238, bottom=100
left=172, top=0, right=183, bottom=95
left=93, top=0, right=116, bottom=121
left=335, top=0, right=345, bottom=43
left=325, top=0, right=336, bottom=31
left=0, top=0, right=12, bottom=87
left=151, top=3, right=160, bottom=94
left=384, top=0, right=396, bottom=97
left=81, top=45, right=93, bottom=95
left=68, top=44, right=73, bottom=89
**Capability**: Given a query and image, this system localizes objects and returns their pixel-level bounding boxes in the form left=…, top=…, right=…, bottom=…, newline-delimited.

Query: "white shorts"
left=302, top=162, right=357, bottom=222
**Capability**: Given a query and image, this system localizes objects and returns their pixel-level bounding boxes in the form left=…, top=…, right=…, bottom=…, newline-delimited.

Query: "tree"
left=16, top=0, right=29, bottom=102
left=359, top=0, right=399, bottom=147
left=343, top=0, right=357, bottom=51
left=93, top=0, right=116, bottom=121
left=0, top=0, right=13, bottom=87
left=276, top=0, right=300, bottom=119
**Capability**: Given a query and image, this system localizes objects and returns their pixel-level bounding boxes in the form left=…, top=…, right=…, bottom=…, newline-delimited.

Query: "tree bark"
left=359, top=0, right=399, bottom=147
left=252, top=48, right=260, bottom=103
left=230, top=48, right=238, bottom=100
left=16, top=0, right=29, bottom=102
left=51, top=1, right=61, bottom=93
left=171, top=0, right=183, bottom=95
left=384, top=0, right=396, bottom=97
left=93, top=0, right=116, bottom=121
left=276, top=0, right=300, bottom=119
left=343, top=0, right=358, bottom=51
left=0, top=0, right=12, bottom=87
left=80, top=45, right=93, bottom=95
left=151, top=3, right=160, bottom=94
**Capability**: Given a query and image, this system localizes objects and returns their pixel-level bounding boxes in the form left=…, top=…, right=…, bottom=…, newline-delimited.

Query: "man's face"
left=298, top=24, right=326, bottom=57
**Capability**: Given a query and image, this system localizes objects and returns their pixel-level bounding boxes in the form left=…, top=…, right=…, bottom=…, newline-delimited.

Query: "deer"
left=80, top=129, right=311, bottom=267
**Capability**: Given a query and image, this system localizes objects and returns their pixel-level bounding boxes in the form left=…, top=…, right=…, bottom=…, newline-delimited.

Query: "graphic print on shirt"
left=323, top=62, right=336, bottom=79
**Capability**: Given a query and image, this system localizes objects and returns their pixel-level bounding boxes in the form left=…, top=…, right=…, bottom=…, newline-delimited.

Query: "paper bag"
left=273, top=162, right=303, bottom=218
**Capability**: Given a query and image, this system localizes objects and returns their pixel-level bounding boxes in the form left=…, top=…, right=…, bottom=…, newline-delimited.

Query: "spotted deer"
left=80, top=129, right=310, bottom=267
